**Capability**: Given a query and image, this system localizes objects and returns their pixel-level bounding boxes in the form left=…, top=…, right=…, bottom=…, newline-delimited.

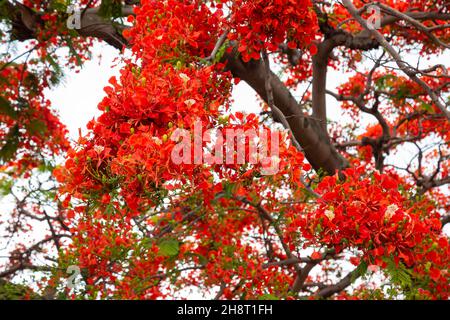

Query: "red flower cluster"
left=53, top=0, right=313, bottom=299
left=297, top=166, right=449, bottom=298
left=226, top=0, right=318, bottom=62
left=337, top=70, right=450, bottom=157
left=329, top=0, right=450, bottom=54
left=0, top=64, right=69, bottom=173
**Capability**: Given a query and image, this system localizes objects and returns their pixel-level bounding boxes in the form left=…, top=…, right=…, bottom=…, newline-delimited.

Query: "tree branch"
left=342, top=0, right=450, bottom=121
left=223, top=47, right=348, bottom=174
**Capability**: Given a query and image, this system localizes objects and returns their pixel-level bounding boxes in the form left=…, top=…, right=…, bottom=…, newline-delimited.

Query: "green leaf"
left=420, top=102, right=434, bottom=113
left=49, top=0, right=69, bottom=12
left=222, top=181, right=235, bottom=198
left=384, top=258, right=413, bottom=288
left=374, top=74, right=396, bottom=91
left=37, top=160, right=55, bottom=173
left=0, top=125, right=19, bottom=163
left=352, top=260, right=368, bottom=282
left=46, top=55, right=64, bottom=86
left=26, top=119, right=47, bottom=135
left=158, top=238, right=180, bottom=257
left=0, top=177, right=13, bottom=196
left=0, top=279, right=41, bottom=300
left=99, top=0, right=123, bottom=19
left=258, top=294, right=279, bottom=300
left=0, top=96, right=17, bottom=119
left=65, top=37, right=83, bottom=66
left=213, top=40, right=229, bottom=64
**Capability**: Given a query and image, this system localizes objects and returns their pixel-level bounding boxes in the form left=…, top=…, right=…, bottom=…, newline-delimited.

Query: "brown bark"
left=223, top=49, right=348, bottom=174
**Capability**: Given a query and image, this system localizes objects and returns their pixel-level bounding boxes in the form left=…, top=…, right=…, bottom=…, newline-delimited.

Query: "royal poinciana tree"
left=0, top=0, right=449, bottom=299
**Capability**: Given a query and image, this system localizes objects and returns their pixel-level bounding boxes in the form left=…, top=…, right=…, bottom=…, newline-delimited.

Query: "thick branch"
left=2, top=1, right=128, bottom=49
left=223, top=48, right=348, bottom=174
left=315, top=268, right=360, bottom=299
